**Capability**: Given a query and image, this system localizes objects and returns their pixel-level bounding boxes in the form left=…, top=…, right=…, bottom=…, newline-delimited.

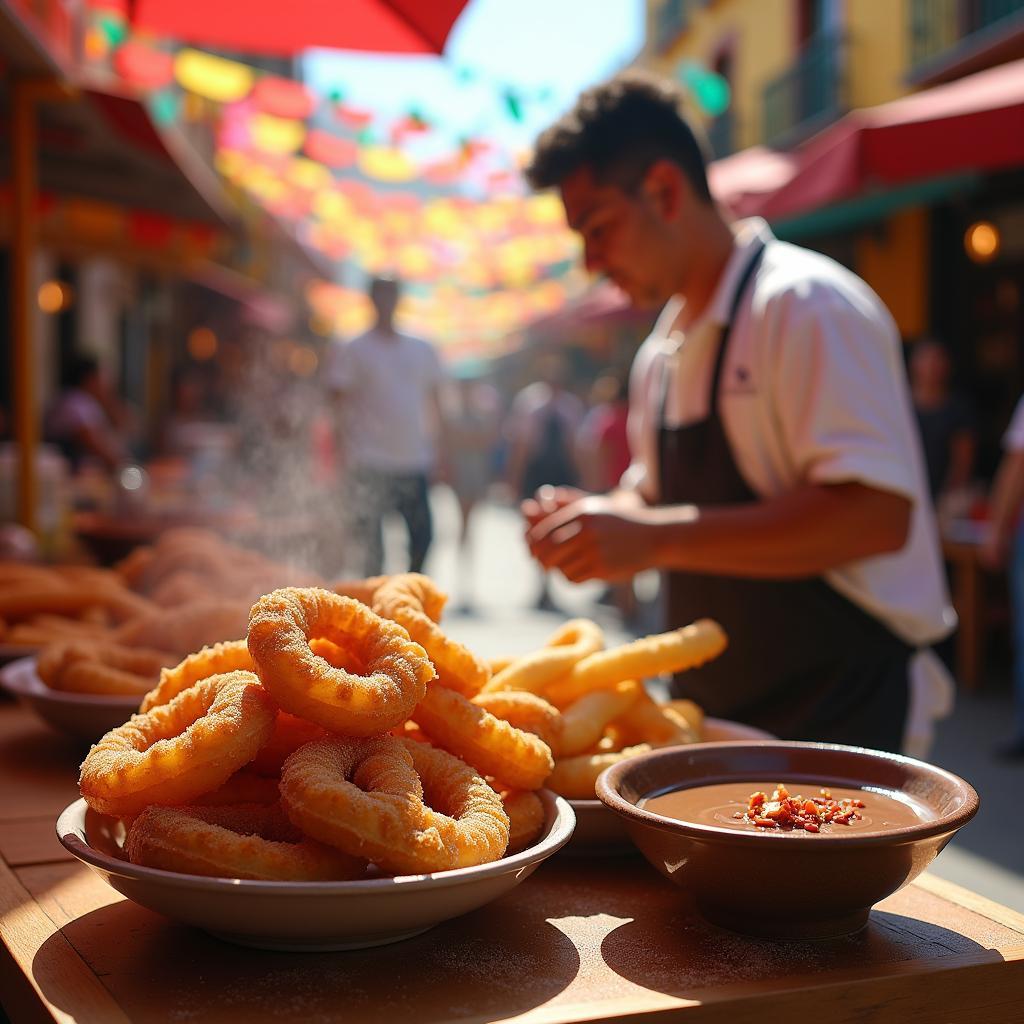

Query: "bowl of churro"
left=51, top=564, right=755, bottom=944
left=58, top=787, right=574, bottom=951
left=0, top=532, right=323, bottom=738
left=0, top=656, right=146, bottom=740
left=596, top=741, right=979, bottom=939
left=59, top=574, right=594, bottom=949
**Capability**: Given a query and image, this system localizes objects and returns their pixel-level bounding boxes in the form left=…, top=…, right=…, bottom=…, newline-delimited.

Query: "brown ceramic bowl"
left=596, top=741, right=979, bottom=939
left=566, top=717, right=776, bottom=855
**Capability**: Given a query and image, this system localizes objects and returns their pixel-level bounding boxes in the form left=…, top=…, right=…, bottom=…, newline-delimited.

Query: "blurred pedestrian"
left=521, top=70, right=954, bottom=754
left=505, top=351, right=584, bottom=610
left=909, top=338, right=976, bottom=519
left=447, top=372, right=501, bottom=610
left=979, top=394, right=1024, bottom=759
left=44, top=353, right=131, bottom=473
left=576, top=374, right=625, bottom=492
left=325, top=276, right=447, bottom=576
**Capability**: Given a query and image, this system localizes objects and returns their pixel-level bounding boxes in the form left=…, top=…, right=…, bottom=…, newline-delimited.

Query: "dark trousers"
left=349, top=467, right=433, bottom=577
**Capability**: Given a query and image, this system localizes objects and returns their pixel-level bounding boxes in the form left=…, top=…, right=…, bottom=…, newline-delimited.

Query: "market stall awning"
left=103, top=0, right=469, bottom=56
left=713, top=57, right=1024, bottom=224
left=707, top=146, right=799, bottom=223
left=0, top=0, right=79, bottom=75
left=0, top=80, right=229, bottom=225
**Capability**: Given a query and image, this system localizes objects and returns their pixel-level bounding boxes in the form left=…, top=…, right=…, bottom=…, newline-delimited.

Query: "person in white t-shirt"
left=520, top=70, right=955, bottom=755
left=325, top=276, right=447, bottom=576
left=980, top=396, right=1024, bottom=758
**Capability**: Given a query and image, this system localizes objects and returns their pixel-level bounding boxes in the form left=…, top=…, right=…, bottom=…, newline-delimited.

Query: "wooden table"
left=943, top=534, right=989, bottom=691
left=2, top=700, right=1023, bottom=1024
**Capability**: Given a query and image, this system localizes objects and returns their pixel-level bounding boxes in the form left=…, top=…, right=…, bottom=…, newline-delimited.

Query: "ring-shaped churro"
left=247, top=588, right=435, bottom=736
left=280, top=737, right=425, bottom=874
left=499, top=789, right=547, bottom=853
left=471, top=690, right=564, bottom=752
left=125, top=802, right=366, bottom=881
left=402, top=738, right=510, bottom=868
left=140, top=639, right=253, bottom=711
left=545, top=619, right=727, bottom=707
left=412, top=685, right=553, bottom=791
left=79, top=672, right=276, bottom=818
left=281, top=736, right=506, bottom=874
left=372, top=573, right=489, bottom=697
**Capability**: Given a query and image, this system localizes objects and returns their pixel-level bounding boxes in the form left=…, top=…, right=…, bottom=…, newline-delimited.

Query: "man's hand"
left=526, top=494, right=658, bottom=582
left=521, top=485, right=591, bottom=527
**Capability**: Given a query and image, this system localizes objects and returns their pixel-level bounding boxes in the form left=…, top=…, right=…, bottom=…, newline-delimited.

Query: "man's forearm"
left=645, top=482, right=911, bottom=579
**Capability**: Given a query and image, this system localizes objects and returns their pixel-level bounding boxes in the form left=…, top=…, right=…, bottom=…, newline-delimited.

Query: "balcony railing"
left=762, top=32, right=843, bottom=146
left=909, top=0, right=1024, bottom=71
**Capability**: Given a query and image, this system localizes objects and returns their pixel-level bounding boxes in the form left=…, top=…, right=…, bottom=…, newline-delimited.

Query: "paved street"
left=391, top=488, right=1024, bottom=912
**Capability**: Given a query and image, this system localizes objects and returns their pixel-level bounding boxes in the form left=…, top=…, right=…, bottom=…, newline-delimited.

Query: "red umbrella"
left=112, top=0, right=470, bottom=56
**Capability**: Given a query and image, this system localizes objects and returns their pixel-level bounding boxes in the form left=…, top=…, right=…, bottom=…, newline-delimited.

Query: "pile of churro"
left=71, top=570, right=726, bottom=881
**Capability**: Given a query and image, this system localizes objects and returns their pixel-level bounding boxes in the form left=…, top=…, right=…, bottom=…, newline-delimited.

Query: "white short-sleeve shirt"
left=623, top=218, right=955, bottom=649
left=326, top=328, right=445, bottom=473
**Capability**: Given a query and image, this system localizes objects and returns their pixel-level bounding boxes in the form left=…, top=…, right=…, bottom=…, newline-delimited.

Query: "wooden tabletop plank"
left=0, top=816, right=74, bottom=868
left=915, top=872, right=1024, bottom=936
left=0, top=859, right=130, bottom=1024
left=0, top=704, right=84, bottom=822
left=9, top=856, right=1024, bottom=1024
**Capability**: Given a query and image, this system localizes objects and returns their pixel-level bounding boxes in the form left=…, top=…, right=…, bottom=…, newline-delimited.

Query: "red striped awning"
left=712, top=57, right=1024, bottom=223
left=93, top=0, right=469, bottom=56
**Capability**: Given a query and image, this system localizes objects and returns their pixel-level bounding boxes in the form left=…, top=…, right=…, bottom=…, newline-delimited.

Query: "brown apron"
left=661, top=243, right=910, bottom=750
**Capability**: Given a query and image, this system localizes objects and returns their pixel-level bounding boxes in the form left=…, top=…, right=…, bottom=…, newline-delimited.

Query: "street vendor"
left=521, top=71, right=955, bottom=755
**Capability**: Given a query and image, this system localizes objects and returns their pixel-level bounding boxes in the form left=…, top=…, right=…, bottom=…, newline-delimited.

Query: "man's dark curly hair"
left=525, top=70, right=711, bottom=202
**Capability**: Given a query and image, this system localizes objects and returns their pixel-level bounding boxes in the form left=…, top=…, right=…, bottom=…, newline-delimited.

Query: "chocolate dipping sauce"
left=640, top=781, right=933, bottom=835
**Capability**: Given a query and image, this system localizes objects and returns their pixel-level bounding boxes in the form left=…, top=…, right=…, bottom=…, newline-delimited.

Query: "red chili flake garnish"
left=741, top=784, right=864, bottom=833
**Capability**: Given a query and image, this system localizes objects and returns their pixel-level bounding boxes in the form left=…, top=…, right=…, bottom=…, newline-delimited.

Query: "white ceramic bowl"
left=566, top=717, right=776, bottom=854
left=0, top=656, right=140, bottom=741
left=57, top=789, right=576, bottom=951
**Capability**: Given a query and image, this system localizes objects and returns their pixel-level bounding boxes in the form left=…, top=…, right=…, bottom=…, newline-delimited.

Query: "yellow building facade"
left=643, top=0, right=916, bottom=149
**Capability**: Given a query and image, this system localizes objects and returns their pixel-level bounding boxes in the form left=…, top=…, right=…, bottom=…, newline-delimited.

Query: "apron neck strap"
left=707, top=241, right=766, bottom=418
